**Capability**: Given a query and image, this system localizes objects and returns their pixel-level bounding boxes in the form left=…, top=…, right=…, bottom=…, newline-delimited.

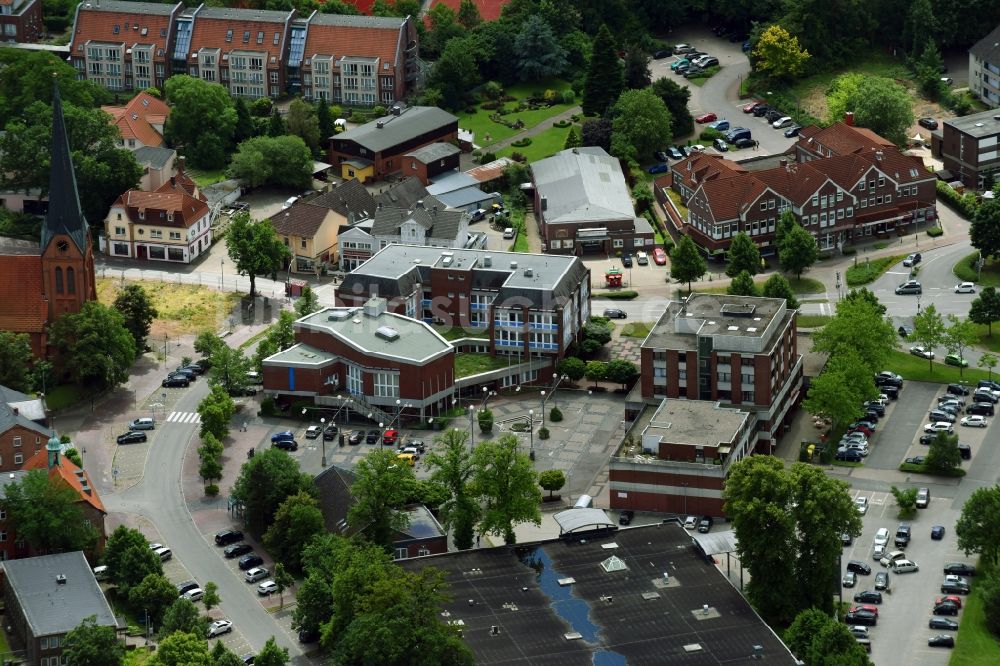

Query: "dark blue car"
left=647, top=163, right=669, bottom=174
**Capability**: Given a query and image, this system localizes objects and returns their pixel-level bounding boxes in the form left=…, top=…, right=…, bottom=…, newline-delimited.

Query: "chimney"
left=415, top=200, right=424, bottom=209
left=483, top=255, right=492, bottom=267
left=12, top=407, right=17, bottom=415
left=779, top=158, right=787, bottom=168
left=177, top=155, right=185, bottom=171
left=56, top=575, right=67, bottom=585
left=376, top=121, right=385, bottom=129
left=844, top=112, right=855, bottom=126
left=875, top=150, right=883, bottom=161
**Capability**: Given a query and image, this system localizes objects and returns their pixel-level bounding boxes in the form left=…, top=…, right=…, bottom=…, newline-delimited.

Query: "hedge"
left=935, top=180, right=979, bottom=218
left=593, top=290, right=639, bottom=299
left=926, top=226, right=943, bottom=237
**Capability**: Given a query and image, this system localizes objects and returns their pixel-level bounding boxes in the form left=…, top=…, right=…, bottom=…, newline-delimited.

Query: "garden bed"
left=844, top=254, right=908, bottom=286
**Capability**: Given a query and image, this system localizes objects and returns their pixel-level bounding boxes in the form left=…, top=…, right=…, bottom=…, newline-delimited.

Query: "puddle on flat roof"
left=520, top=544, right=627, bottom=666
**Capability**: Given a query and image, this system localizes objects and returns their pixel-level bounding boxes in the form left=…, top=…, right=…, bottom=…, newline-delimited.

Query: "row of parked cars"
left=668, top=45, right=720, bottom=79
left=161, top=362, right=204, bottom=388
left=741, top=100, right=802, bottom=137
left=922, top=381, right=1000, bottom=436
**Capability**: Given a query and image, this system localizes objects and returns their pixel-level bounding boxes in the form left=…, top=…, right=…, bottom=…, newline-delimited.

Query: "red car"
left=696, top=112, right=718, bottom=124
left=653, top=247, right=667, bottom=265
left=382, top=429, right=399, bottom=446
left=743, top=100, right=765, bottom=113
left=850, top=604, right=879, bottom=617
left=936, top=595, right=963, bottom=609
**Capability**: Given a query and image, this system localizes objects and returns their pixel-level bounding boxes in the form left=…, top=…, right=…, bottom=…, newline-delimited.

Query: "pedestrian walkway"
left=484, top=106, right=581, bottom=152
left=166, top=411, right=202, bottom=424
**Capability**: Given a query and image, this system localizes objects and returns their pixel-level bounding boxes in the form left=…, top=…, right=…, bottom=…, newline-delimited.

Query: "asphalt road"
left=104, top=381, right=306, bottom=663
left=863, top=382, right=939, bottom=471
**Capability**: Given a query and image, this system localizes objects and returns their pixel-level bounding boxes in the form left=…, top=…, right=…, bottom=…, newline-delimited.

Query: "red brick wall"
left=0, top=426, right=47, bottom=472
left=609, top=466, right=725, bottom=515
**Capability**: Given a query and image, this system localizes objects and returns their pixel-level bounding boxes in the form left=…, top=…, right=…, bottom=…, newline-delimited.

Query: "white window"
left=612, top=239, right=623, bottom=248
left=12, top=436, right=20, bottom=448
left=373, top=372, right=399, bottom=398
left=346, top=364, right=362, bottom=396
left=14, top=453, right=22, bottom=465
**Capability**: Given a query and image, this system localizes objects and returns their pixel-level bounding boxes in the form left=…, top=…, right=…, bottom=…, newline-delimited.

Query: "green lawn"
left=954, top=251, right=1000, bottom=287
left=952, top=560, right=1000, bottom=665
left=687, top=66, right=721, bottom=87
left=883, top=349, right=995, bottom=384
left=666, top=189, right=689, bottom=219
left=498, top=125, right=575, bottom=162
left=434, top=326, right=489, bottom=341
left=620, top=322, right=653, bottom=338
left=455, top=353, right=510, bottom=378
left=507, top=205, right=530, bottom=252
left=845, top=254, right=908, bottom=287
left=187, top=168, right=227, bottom=187
left=457, top=78, right=575, bottom=148
left=797, top=314, right=833, bottom=328
left=44, top=384, right=88, bottom=410
left=787, top=276, right=826, bottom=294
left=786, top=50, right=911, bottom=120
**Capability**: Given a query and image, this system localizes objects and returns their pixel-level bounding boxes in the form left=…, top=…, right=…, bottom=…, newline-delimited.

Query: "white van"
left=891, top=559, right=919, bottom=574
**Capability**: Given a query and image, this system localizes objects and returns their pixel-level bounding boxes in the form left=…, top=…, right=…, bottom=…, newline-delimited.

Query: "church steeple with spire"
left=40, top=75, right=97, bottom=323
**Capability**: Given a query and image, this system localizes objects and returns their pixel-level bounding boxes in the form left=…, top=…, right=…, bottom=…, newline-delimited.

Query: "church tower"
left=40, top=77, right=97, bottom=324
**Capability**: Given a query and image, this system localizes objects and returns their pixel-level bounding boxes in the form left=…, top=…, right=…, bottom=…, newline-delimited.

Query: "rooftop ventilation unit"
left=746, top=327, right=758, bottom=333
left=727, top=325, right=739, bottom=331
left=376, top=326, right=400, bottom=341
left=327, top=309, right=353, bottom=321
left=524, top=268, right=533, bottom=277
left=483, top=255, right=492, bottom=267
left=442, top=256, right=453, bottom=267
left=510, top=261, right=518, bottom=270
left=56, top=575, right=67, bottom=585
left=720, top=303, right=757, bottom=318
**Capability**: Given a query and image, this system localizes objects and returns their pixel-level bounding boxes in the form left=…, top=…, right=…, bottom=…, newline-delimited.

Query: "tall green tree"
left=563, top=125, right=581, bottom=149
left=203, top=581, right=220, bottom=613
left=63, top=616, right=124, bottom=666
left=778, top=222, right=819, bottom=279
left=194, top=331, right=224, bottom=359
left=725, top=232, right=762, bottom=277
left=610, top=87, right=672, bottom=161
left=255, top=636, right=290, bottom=666
left=604, top=359, right=639, bottom=388
left=650, top=77, right=694, bottom=139
left=751, top=24, right=811, bottom=80
left=273, top=563, right=296, bottom=610
left=0, top=50, right=107, bottom=122
left=669, top=235, right=707, bottom=293
left=902, top=0, right=937, bottom=56
left=293, top=285, right=320, bottom=318
left=762, top=273, right=799, bottom=309
left=160, top=598, right=204, bottom=637
left=970, top=286, right=1000, bottom=336
left=232, top=448, right=315, bottom=537
left=148, top=630, right=212, bottom=666
left=113, top=284, right=158, bottom=352
left=267, top=108, right=286, bottom=137
left=622, top=44, right=651, bottom=89
left=164, top=75, right=237, bottom=169
left=102, top=526, right=162, bottom=593
left=727, top=270, right=760, bottom=296
left=912, top=303, right=947, bottom=371
left=803, top=349, right=877, bottom=426
left=233, top=97, right=255, bottom=144
left=979, top=351, right=999, bottom=380
left=971, top=199, right=1000, bottom=260
left=944, top=314, right=978, bottom=377
left=226, top=212, right=291, bottom=296
left=424, top=429, right=479, bottom=550
left=349, top=449, right=416, bottom=550
left=208, top=344, right=253, bottom=394
left=197, top=383, right=236, bottom=440
left=826, top=74, right=914, bottom=145
left=556, top=356, right=586, bottom=381
left=457, top=0, right=482, bottom=28
left=514, top=16, right=567, bottom=82
left=956, top=485, right=1000, bottom=564
left=264, top=491, right=325, bottom=574
left=428, top=37, right=480, bottom=110
left=48, top=302, right=137, bottom=390
left=0, top=331, right=33, bottom=392
left=286, top=99, right=320, bottom=153
left=471, top=434, right=541, bottom=544
left=197, top=433, right=224, bottom=484
left=3, top=469, right=98, bottom=554
left=812, top=293, right=896, bottom=373
left=316, top=98, right=334, bottom=142
left=228, top=135, right=314, bottom=189
left=128, top=574, right=179, bottom=625
left=926, top=431, right=961, bottom=475
left=581, top=24, right=624, bottom=116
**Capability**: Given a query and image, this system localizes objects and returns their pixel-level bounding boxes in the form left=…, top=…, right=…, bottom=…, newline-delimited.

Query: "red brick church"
left=0, top=83, right=97, bottom=358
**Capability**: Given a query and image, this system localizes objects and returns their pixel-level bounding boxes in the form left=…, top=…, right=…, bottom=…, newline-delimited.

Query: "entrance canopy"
left=554, top=508, right=616, bottom=534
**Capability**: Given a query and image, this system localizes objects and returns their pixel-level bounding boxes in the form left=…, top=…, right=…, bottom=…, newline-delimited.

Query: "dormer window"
left=139, top=210, right=145, bottom=220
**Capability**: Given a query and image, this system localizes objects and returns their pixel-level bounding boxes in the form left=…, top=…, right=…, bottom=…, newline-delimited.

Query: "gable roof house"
left=329, top=106, right=459, bottom=183
left=2, top=551, right=120, bottom=665
left=671, top=122, right=937, bottom=254
left=531, top=147, right=653, bottom=256
left=101, top=91, right=171, bottom=151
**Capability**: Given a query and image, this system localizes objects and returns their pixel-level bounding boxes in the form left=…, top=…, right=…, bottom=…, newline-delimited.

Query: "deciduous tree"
left=778, top=221, right=819, bottom=279
left=160, top=598, right=204, bottom=637
left=971, top=199, right=1000, bottom=261
left=585, top=360, right=606, bottom=388
left=129, top=574, right=179, bottom=625
left=48, top=302, right=136, bottom=390
left=812, top=294, right=897, bottom=373
left=610, top=88, right=672, bottom=161
left=0, top=50, right=106, bottom=122
left=471, top=435, right=541, bottom=544
left=826, top=74, right=914, bottom=145
left=956, top=484, right=1000, bottom=564
left=428, top=37, right=479, bottom=110
left=226, top=212, right=291, bottom=297
left=580, top=117, right=613, bottom=152
left=669, top=235, right=707, bottom=293
left=3, top=469, right=98, bottom=554
left=233, top=97, right=254, bottom=144
left=62, top=616, right=124, bottom=666
left=751, top=24, right=810, bottom=80
left=273, top=563, right=295, bottom=610
left=0, top=331, right=33, bottom=392
left=623, top=44, right=651, bottom=89
left=148, top=630, right=211, bottom=666
left=944, top=314, right=978, bottom=377
left=979, top=351, right=999, bottom=380
left=514, top=16, right=567, bottom=82
left=725, top=232, right=762, bottom=277
left=293, top=285, right=320, bottom=318
left=762, top=273, right=799, bottom=309
left=582, top=24, right=624, bottom=116
left=556, top=356, right=586, bottom=381
left=926, top=431, right=962, bottom=474
left=102, top=526, right=162, bottom=593
left=424, top=429, right=479, bottom=550
left=113, top=284, right=158, bottom=352
left=286, top=99, right=320, bottom=153
left=264, top=491, right=325, bottom=574
left=803, top=349, right=877, bottom=426
left=256, top=636, right=290, bottom=666
left=538, top=469, right=566, bottom=498
left=203, top=581, right=220, bottom=613
left=650, top=77, right=694, bottom=139
left=164, top=75, right=236, bottom=169
left=232, top=448, right=315, bottom=537
left=912, top=303, right=947, bottom=370
left=228, top=135, right=314, bottom=189
left=208, top=344, right=252, bottom=394
left=197, top=383, right=236, bottom=441
left=348, top=449, right=416, bottom=550
left=728, top=270, right=760, bottom=296
left=970, top=286, right=1000, bottom=336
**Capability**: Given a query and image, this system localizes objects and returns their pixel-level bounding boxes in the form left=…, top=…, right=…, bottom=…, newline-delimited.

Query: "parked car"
left=842, top=571, right=857, bottom=588
left=208, top=620, right=233, bottom=638
left=917, top=488, right=930, bottom=508
left=959, top=442, right=972, bottom=459
left=653, top=49, right=673, bottom=59
left=873, top=543, right=886, bottom=561
left=772, top=116, right=794, bottom=129
left=905, top=455, right=927, bottom=465
left=647, top=163, right=669, bottom=174
left=898, top=324, right=913, bottom=337
left=743, top=100, right=765, bottom=113
left=671, top=58, right=691, bottom=72
left=130, top=417, right=155, bottom=430
left=270, top=431, right=295, bottom=443
left=696, top=112, right=718, bottom=123
left=733, top=137, right=757, bottom=149
left=961, top=415, right=988, bottom=428
left=652, top=247, right=667, bottom=265
left=684, top=516, right=698, bottom=530
left=955, top=282, right=976, bottom=293
left=182, top=587, right=204, bottom=602
left=272, top=438, right=298, bottom=451
left=948, top=383, right=971, bottom=396
left=245, top=567, right=269, bottom=583
left=636, top=251, right=649, bottom=265
left=941, top=577, right=971, bottom=594
left=365, top=429, right=380, bottom=444
left=855, top=497, right=869, bottom=515
left=698, top=516, right=713, bottom=533
left=708, top=120, right=730, bottom=132
left=895, top=280, right=922, bottom=295
left=215, top=529, right=244, bottom=546
left=853, top=590, right=882, bottom=604
left=928, top=634, right=955, bottom=648
left=979, top=379, right=1000, bottom=391
left=903, top=252, right=922, bottom=267
left=932, top=525, right=946, bottom=540
left=752, top=105, right=771, bottom=117
left=666, top=146, right=684, bottom=160
left=765, top=109, right=784, bottom=122
left=844, top=610, right=877, bottom=626
left=919, top=117, right=939, bottom=130
left=841, top=532, right=854, bottom=546
left=944, top=563, right=976, bottom=576
left=946, top=353, right=969, bottom=367
left=603, top=308, right=627, bottom=319
left=880, top=550, right=906, bottom=567
left=323, top=424, right=338, bottom=441
left=835, top=449, right=862, bottom=462
left=891, top=559, right=919, bottom=574
left=117, top=430, right=148, bottom=445
left=910, top=346, right=935, bottom=359
left=928, top=409, right=955, bottom=423
left=176, top=580, right=200, bottom=596
left=874, top=571, right=890, bottom=591
left=876, top=371, right=903, bottom=386
left=784, top=126, right=802, bottom=138
left=929, top=617, right=959, bottom=630
left=932, top=601, right=959, bottom=616
left=923, top=422, right=954, bottom=434
left=153, top=547, right=172, bottom=562
left=653, top=150, right=669, bottom=162
left=694, top=56, right=719, bottom=68
left=224, top=543, right=253, bottom=558
left=622, top=254, right=633, bottom=267
left=848, top=626, right=870, bottom=639
left=847, top=560, right=872, bottom=575
left=874, top=528, right=890, bottom=547
left=171, top=367, right=197, bottom=381
left=162, top=375, right=190, bottom=388
left=257, top=581, right=278, bottom=596
left=348, top=430, right=364, bottom=445
left=973, top=390, right=999, bottom=404
left=619, top=510, right=634, bottom=525
left=304, top=426, right=321, bottom=440
left=238, top=554, right=264, bottom=571
left=966, top=400, right=995, bottom=416
left=713, top=137, right=729, bottom=152
left=673, top=44, right=695, bottom=54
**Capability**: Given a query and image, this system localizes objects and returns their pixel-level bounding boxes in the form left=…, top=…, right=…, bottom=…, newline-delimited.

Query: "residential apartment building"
left=610, top=400, right=757, bottom=516
left=931, top=109, right=1000, bottom=190
left=0, top=0, right=42, bottom=43
left=329, top=106, right=459, bottom=182
left=639, top=294, right=802, bottom=450
left=336, top=244, right=591, bottom=369
left=666, top=122, right=937, bottom=254
left=531, top=147, right=654, bottom=255
left=68, top=2, right=417, bottom=101
left=970, top=24, right=1000, bottom=109
left=0, top=386, right=50, bottom=476
left=103, top=171, right=211, bottom=263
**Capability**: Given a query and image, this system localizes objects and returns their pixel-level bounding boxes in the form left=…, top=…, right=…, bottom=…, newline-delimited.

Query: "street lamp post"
left=220, top=258, right=224, bottom=289
left=528, top=409, right=535, bottom=460
left=540, top=390, right=546, bottom=430
left=467, top=407, right=475, bottom=450
left=302, top=396, right=351, bottom=466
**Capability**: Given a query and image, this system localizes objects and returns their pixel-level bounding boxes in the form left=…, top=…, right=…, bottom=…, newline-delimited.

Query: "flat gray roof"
left=642, top=293, right=787, bottom=350
left=308, top=13, right=405, bottom=29
left=945, top=109, right=1000, bottom=138
left=197, top=6, right=291, bottom=22
left=80, top=0, right=177, bottom=15
left=2, top=552, right=119, bottom=637
left=335, top=106, right=458, bottom=154
left=264, top=343, right=336, bottom=366
left=643, top=399, right=750, bottom=447
left=531, top=147, right=635, bottom=225
left=294, top=305, right=452, bottom=364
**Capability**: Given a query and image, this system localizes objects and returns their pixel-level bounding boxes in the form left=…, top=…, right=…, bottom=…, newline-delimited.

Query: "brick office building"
left=931, top=109, right=1000, bottom=190
left=0, top=0, right=43, bottom=43
left=639, top=294, right=802, bottom=451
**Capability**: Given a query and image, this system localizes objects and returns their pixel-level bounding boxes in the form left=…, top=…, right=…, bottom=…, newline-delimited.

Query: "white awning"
left=554, top=508, right=616, bottom=534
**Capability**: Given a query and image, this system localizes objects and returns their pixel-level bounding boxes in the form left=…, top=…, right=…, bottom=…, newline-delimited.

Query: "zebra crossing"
left=166, top=411, right=201, bottom=424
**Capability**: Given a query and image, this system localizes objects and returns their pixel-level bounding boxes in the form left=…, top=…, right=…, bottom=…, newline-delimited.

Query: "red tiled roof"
left=24, top=449, right=106, bottom=515
left=156, top=169, right=204, bottom=201
left=0, top=254, right=46, bottom=334
left=303, top=14, right=405, bottom=71
left=114, top=190, right=209, bottom=228
left=795, top=122, right=895, bottom=158
left=70, top=3, right=175, bottom=60
left=672, top=153, right=746, bottom=191
left=187, top=8, right=292, bottom=68
left=428, top=0, right=510, bottom=21
left=101, top=91, right=171, bottom=147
